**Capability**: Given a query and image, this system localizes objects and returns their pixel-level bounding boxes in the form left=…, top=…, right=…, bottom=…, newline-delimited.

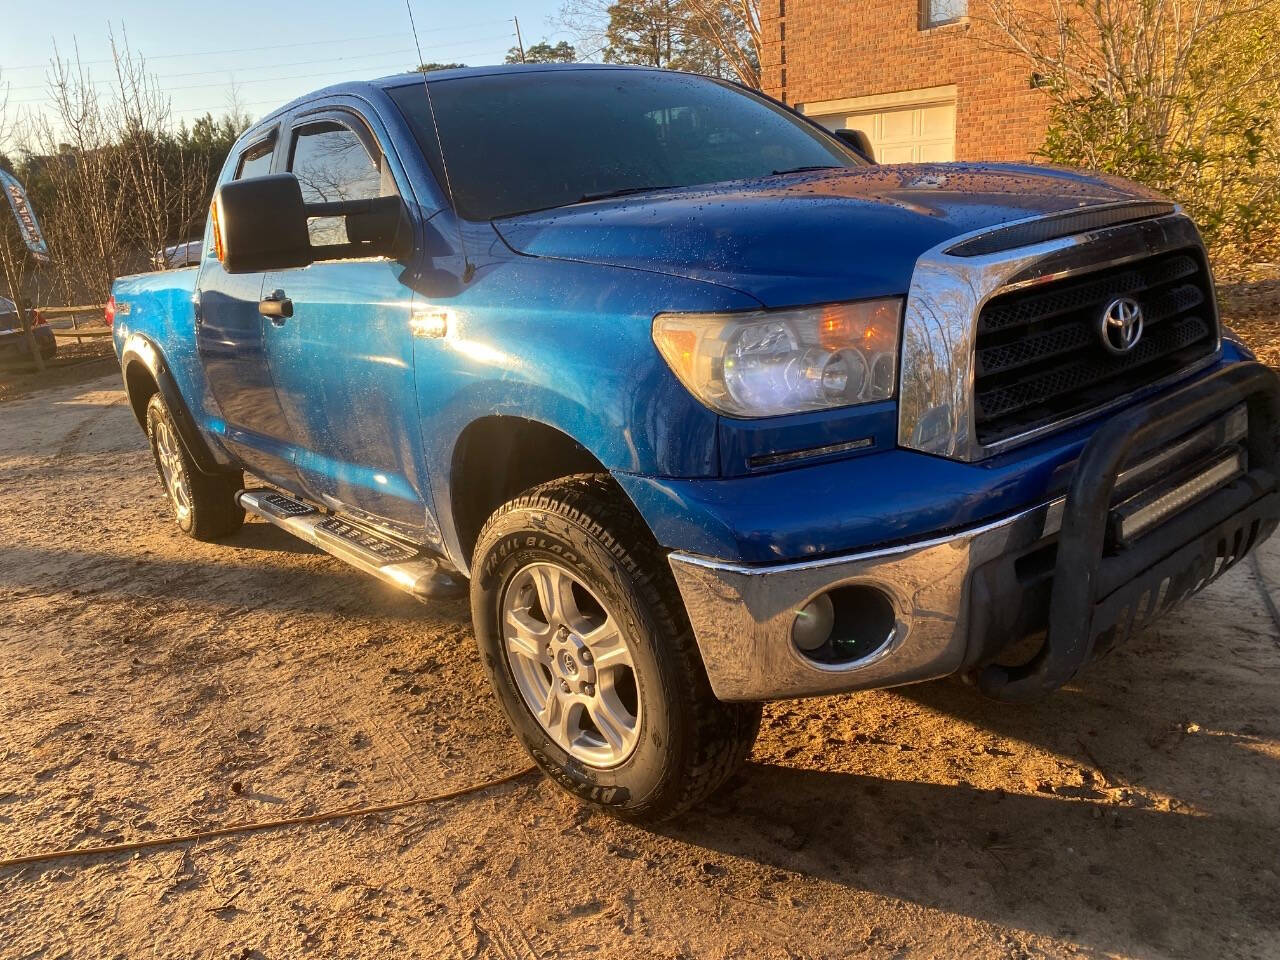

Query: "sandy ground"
left=2, top=371, right=1279, bottom=960
left=1222, top=275, right=1280, bottom=369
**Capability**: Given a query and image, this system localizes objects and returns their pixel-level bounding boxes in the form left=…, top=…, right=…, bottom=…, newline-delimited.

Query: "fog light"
left=792, top=594, right=836, bottom=652
left=795, top=585, right=897, bottom=666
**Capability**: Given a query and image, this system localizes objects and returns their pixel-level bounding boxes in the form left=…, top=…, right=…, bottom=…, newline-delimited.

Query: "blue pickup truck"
left=110, top=64, right=1280, bottom=820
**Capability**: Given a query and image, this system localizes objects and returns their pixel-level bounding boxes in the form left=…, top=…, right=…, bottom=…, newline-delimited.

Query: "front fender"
left=410, top=252, right=765, bottom=570
left=424, top=376, right=696, bottom=568
left=412, top=253, right=760, bottom=563
left=412, top=253, right=755, bottom=476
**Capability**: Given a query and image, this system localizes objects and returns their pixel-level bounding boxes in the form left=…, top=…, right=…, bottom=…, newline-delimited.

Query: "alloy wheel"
left=501, top=561, right=642, bottom=767
left=154, top=417, right=192, bottom=524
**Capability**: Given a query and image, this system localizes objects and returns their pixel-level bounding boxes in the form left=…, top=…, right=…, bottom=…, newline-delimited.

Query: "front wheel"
left=471, top=474, right=760, bottom=822
left=145, top=393, right=244, bottom=541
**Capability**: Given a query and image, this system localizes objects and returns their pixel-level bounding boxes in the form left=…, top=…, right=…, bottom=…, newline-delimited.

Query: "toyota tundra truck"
left=109, top=64, right=1280, bottom=821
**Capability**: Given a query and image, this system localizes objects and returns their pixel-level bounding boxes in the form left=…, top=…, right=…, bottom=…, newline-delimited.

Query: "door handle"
left=260, top=290, right=293, bottom=324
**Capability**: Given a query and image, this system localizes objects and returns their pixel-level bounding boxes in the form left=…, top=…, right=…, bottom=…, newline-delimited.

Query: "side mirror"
left=213, top=174, right=413, bottom=274
left=833, top=128, right=876, bottom=164
left=213, top=174, right=312, bottom=274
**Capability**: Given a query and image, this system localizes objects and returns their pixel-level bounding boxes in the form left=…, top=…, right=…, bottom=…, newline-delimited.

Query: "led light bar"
left=1114, top=451, right=1246, bottom=544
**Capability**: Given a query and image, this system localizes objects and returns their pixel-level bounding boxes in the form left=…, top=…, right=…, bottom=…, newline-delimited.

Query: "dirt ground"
left=2, top=371, right=1279, bottom=960
left=1221, top=274, right=1280, bottom=368
left=0, top=339, right=116, bottom=404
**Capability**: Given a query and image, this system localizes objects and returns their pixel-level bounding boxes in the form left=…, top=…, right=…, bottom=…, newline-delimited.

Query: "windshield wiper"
left=576, top=185, right=680, bottom=203
left=770, top=165, right=844, bottom=175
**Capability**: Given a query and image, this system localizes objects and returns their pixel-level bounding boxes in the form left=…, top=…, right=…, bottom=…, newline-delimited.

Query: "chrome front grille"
left=972, top=250, right=1218, bottom=444
left=897, top=211, right=1222, bottom=463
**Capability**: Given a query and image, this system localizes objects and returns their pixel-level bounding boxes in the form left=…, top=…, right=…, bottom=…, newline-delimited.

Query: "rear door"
left=195, top=130, right=299, bottom=485
left=260, top=106, right=434, bottom=539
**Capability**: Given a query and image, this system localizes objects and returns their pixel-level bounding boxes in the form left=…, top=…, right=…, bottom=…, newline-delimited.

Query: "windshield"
left=388, top=70, right=860, bottom=221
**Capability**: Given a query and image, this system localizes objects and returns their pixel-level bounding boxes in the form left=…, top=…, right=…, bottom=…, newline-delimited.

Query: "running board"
left=237, top=489, right=465, bottom=600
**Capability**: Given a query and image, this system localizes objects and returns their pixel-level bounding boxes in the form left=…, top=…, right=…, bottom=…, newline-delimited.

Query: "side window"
left=207, top=135, right=276, bottom=259
left=289, top=120, right=388, bottom=246
left=235, top=138, right=276, bottom=180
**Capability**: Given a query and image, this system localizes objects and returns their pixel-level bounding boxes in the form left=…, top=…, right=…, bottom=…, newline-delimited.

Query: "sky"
left=0, top=0, right=571, bottom=134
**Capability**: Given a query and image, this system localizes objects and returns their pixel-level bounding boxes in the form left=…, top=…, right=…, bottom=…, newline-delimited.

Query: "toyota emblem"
left=1100, top=297, right=1144, bottom=355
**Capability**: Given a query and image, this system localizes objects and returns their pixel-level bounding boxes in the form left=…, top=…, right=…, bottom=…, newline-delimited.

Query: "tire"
left=471, top=474, right=761, bottom=822
left=145, top=393, right=245, bottom=541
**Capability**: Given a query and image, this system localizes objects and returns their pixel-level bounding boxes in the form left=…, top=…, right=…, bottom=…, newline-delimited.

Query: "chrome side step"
left=237, top=488, right=465, bottom=600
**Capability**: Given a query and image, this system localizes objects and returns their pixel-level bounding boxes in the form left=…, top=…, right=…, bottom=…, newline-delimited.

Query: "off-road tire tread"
left=145, top=394, right=244, bottom=541
left=476, top=473, right=760, bottom=821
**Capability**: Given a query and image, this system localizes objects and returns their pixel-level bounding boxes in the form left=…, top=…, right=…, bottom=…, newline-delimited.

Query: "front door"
left=261, top=110, right=434, bottom=539
left=196, top=130, right=298, bottom=486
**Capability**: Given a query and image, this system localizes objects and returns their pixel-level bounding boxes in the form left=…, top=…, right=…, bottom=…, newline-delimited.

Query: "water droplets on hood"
left=490, top=162, right=1169, bottom=308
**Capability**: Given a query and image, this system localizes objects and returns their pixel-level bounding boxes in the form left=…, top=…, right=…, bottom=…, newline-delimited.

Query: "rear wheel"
left=145, top=393, right=244, bottom=541
left=471, top=474, right=760, bottom=822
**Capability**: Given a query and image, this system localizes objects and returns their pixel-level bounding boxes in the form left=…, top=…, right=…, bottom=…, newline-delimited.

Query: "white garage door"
left=806, top=88, right=957, bottom=164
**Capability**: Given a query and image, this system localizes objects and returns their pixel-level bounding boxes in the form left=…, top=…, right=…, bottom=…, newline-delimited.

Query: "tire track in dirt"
left=473, top=900, right=544, bottom=960
left=53, top=394, right=127, bottom=460
left=314, top=664, right=452, bottom=799
left=429, top=897, right=544, bottom=960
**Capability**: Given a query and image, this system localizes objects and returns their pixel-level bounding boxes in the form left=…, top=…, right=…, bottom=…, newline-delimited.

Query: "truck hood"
left=492, top=163, right=1166, bottom=307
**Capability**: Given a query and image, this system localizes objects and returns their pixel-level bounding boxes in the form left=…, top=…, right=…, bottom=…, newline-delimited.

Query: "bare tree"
left=22, top=28, right=235, bottom=305
left=560, top=0, right=761, bottom=86
left=27, top=40, right=130, bottom=303
left=108, top=26, right=180, bottom=271
left=0, top=70, right=46, bottom=371
left=683, top=0, right=761, bottom=88
left=982, top=0, right=1280, bottom=264
left=224, top=80, right=254, bottom=135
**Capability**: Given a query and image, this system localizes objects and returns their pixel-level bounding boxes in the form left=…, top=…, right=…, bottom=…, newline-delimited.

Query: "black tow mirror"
left=214, top=174, right=414, bottom=274
left=833, top=128, right=876, bottom=164
left=213, top=174, right=312, bottom=274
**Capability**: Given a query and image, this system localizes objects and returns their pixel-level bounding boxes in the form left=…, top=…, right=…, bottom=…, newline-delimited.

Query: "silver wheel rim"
left=501, top=561, right=642, bottom=768
left=154, top=417, right=192, bottom=524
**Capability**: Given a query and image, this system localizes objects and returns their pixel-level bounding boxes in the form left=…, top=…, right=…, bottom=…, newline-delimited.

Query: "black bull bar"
left=978, top=361, right=1280, bottom=704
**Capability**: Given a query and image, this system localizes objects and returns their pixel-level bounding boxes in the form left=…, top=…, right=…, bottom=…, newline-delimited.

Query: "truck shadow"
left=894, top=668, right=1277, bottom=806
left=665, top=755, right=1279, bottom=957
left=0, top=541, right=448, bottom=623
left=227, top=519, right=325, bottom=556
left=660, top=587, right=1280, bottom=956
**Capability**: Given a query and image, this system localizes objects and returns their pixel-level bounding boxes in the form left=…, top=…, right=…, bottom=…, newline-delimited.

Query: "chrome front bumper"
left=669, top=364, right=1279, bottom=703
left=667, top=500, right=1060, bottom=702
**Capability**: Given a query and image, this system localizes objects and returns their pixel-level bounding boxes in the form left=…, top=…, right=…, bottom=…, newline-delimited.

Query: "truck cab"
left=110, top=65, right=1279, bottom=821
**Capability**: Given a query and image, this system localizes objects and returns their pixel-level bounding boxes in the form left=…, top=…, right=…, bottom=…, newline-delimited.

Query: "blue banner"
left=0, top=167, right=51, bottom=263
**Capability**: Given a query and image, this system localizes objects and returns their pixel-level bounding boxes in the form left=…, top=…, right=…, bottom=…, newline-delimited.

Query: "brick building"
left=761, top=0, right=1050, bottom=164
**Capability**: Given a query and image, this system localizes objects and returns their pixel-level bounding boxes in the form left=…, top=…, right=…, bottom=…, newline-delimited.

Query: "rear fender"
left=120, top=334, right=234, bottom=476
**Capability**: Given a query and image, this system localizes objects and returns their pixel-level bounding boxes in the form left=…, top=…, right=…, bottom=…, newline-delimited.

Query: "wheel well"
left=124, top=359, right=160, bottom=428
left=451, top=417, right=611, bottom=563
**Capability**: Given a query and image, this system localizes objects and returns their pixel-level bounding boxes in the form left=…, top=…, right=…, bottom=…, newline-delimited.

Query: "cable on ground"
left=0, top=764, right=538, bottom=871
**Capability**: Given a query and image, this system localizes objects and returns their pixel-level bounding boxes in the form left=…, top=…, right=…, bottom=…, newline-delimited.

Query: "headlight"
left=652, top=298, right=902, bottom=418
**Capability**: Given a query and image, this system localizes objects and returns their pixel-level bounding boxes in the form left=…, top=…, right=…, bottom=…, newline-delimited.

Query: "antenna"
left=512, top=17, right=526, bottom=63
left=404, top=0, right=475, bottom=284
